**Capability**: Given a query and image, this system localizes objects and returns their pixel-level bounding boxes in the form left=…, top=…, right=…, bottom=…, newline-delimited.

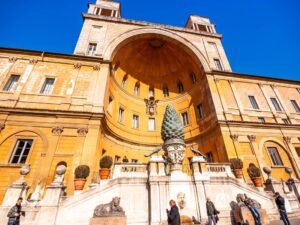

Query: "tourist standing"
left=166, top=200, right=181, bottom=225
left=206, top=197, right=219, bottom=225
left=274, top=192, right=291, bottom=225
left=7, top=197, right=24, bottom=225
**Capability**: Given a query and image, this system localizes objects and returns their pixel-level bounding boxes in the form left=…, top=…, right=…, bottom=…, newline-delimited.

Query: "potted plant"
left=247, top=163, right=263, bottom=187
left=74, top=165, right=90, bottom=190
left=99, top=156, right=113, bottom=180
left=230, top=158, right=244, bottom=179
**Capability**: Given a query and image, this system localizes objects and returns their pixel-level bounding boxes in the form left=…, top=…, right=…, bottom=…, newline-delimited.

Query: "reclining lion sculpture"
left=93, top=197, right=125, bottom=217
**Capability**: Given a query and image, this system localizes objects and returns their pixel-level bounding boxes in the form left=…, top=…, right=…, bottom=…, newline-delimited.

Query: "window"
left=134, top=83, right=140, bottom=96
left=177, top=81, right=184, bottom=93
left=87, top=43, right=97, bottom=56
left=196, top=24, right=207, bottom=32
left=100, top=8, right=113, bottom=17
left=3, top=75, right=20, bottom=91
left=108, top=96, right=113, bottom=114
left=121, top=75, right=127, bottom=88
left=9, top=139, right=33, bottom=164
left=148, top=118, right=155, bottom=131
left=93, top=7, right=100, bottom=15
left=118, top=107, right=124, bottom=123
left=181, top=112, right=189, bottom=126
left=149, top=87, right=155, bottom=97
left=131, top=159, right=138, bottom=163
left=196, top=104, right=204, bottom=119
left=258, top=117, right=265, bottom=123
left=270, top=98, right=282, bottom=112
left=206, top=152, right=213, bottom=163
left=267, top=147, right=283, bottom=166
left=248, top=96, right=259, bottom=109
left=132, top=115, right=139, bottom=129
left=290, top=100, right=300, bottom=113
left=214, top=59, right=223, bottom=71
left=282, top=118, right=290, bottom=124
left=190, top=73, right=197, bottom=84
left=163, top=85, right=169, bottom=97
left=295, top=147, right=300, bottom=158
left=40, top=78, right=55, bottom=95
left=114, top=155, right=121, bottom=163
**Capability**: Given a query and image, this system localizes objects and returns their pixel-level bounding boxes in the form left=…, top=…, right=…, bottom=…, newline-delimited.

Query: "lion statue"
left=93, top=197, right=125, bottom=217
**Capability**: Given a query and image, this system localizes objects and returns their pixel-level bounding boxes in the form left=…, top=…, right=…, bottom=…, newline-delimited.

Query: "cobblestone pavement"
left=269, top=218, right=300, bottom=225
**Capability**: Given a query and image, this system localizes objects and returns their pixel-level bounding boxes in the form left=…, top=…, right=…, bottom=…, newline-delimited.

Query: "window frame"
left=267, top=147, right=283, bottom=166
left=163, top=85, right=169, bottom=97
left=258, top=117, right=265, bottom=123
left=290, top=100, right=300, bottom=113
left=177, top=81, right=184, bottom=93
left=213, top=59, right=223, bottom=71
left=270, top=97, right=282, bottom=112
left=87, top=43, right=97, bottom=56
left=149, top=86, right=155, bottom=98
left=196, top=103, right=204, bottom=119
left=248, top=95, right=260, bottom=110
left=134, top=82, right=140, bottom=96
left=3, top=74, right=20, bottom=92
left=181, top=112, right=190, bottom=126
left=190, top=73, right=197, bottom=84
left=132, top=114, right=139, bottom=129
left=40, top=77, right=55, bottom=95
left=9, top=139, right=34, bottom=164
left=148, top=118, right=156, bottom=131
left=118, top=107, right=124, bottom=123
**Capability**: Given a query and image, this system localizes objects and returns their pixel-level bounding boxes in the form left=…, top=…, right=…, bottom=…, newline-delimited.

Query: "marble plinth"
left=89, top=216, right=126, bottom=225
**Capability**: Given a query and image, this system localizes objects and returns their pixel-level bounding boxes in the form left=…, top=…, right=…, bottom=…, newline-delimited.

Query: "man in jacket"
left=166, top=200, right=181, bottom=225
left=274, top=192, right=291, bottom=225
left=206, top=197, right=219, bottom=225
left=7, top=197, right=24, bottom=225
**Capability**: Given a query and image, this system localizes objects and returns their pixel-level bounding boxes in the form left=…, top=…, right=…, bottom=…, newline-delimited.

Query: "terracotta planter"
left=74, top=178, right=86, bottom=190
left=233, top=169, right=243, bottom=179
left=99, top=168, right=111, bottom=180
left=252, top=177, right=263, bottom=187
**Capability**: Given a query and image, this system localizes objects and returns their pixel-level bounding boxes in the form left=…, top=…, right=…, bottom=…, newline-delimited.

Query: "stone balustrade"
left=201, top=163, right=235, bottom=178
left=112, top=162, right=148, bottom=179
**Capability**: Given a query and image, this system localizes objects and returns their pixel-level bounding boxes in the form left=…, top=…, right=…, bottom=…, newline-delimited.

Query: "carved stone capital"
left=9, top=57, right=17, bottom=63
left=230, top=134, right=239, bottom=142
left=248, top=135, right=256, bottom=142
left=77, top=128, right=88, bottom=136
left=52, top=126, right=64, bottom=136
left=284, top=136, right=291, bottom=143
left=29, top=58, right=38, bottom=64
left=74, top=63, right=82, bottom=69
left=0, top=123, right=5, bottom=132
left=93, top=64, right=101, bottom=71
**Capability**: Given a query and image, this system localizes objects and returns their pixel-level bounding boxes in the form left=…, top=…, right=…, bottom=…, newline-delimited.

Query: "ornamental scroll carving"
left=230, top=134, right=239, bottom=142
left=77, top=128, right=88, bottom=136
left=52, top=126, right=64, bottom=136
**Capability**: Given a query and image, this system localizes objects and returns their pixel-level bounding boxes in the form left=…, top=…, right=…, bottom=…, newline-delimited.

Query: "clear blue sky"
left=0, top=0, right=299, bottom=80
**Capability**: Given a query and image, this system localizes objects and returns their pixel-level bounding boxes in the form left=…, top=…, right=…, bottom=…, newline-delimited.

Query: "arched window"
left=134, top=82, right=140, bottom=96
left=177, top=81, right=184, bottom=93
left=112, top=61, right=120, bottom=76
left=190, top=72, right=197, bottom=84
left=121, top=75, right=127, bottom=88
left=163, top=85, right=169, bottom=97
left=149, top=86, right=155, bottom=97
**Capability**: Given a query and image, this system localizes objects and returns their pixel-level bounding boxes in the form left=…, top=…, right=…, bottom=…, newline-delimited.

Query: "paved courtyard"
left=270, top=218, right=300, bottom=225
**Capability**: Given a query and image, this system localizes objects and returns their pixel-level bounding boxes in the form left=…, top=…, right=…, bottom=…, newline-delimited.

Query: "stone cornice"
left=0, top=107, right=104, bottom=120
left=218, top=120, right=300, bottom=129
left=83, top=13, right=223, bottom=39
left=208, top=70, right=300, bottom=86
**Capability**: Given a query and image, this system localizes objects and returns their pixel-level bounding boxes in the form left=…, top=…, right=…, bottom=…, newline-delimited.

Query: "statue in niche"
left=93, top=197, right=125, bottom=217
left=144, top=97, right=159, bottom=116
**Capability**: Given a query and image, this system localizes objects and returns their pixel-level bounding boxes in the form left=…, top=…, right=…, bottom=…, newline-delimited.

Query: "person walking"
left=7, top=197, right=24, bottom=225
left=166, top=200, right=181, bottom=225
left=274, top=192, right=291, bottom=225
left=206, top=197, right=219, bottom=225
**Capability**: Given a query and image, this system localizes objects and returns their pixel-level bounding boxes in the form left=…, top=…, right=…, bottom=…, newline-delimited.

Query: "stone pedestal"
left=90, top=216, right=126, bottom=225
left=2, top=184, right=28, bottom=207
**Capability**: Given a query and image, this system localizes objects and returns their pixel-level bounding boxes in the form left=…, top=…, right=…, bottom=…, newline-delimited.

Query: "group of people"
left=7, top=192, right=291, bottom=225
left=166, top=193, right=291, bottom=225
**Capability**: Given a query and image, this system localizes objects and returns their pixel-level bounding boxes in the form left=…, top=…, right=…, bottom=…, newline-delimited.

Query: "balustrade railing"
left=112, top=163, right=148, bottom=179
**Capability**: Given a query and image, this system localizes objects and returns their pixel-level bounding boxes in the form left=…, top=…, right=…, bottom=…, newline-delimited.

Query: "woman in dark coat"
left=167, top=200, right=181, bottom=225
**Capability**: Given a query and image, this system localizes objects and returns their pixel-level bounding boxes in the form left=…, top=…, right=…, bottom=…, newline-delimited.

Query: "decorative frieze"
left=283, top=136, right=291, bottom=143
left=230, top=134, right=239, bottom=142
left=93, top=64, right=101, bottom=71
left=247, top=135, right=256, bottom=142
left=8, top=57, right=17, bottom=63
left=74, top=63, right=82, bottom=69
left=52, top=126, right=64, bottom=136
left=29, top=58, right=38, bottom=64
left=0, top=123, right=5, bottom=132
left=77, top=128, right=88, bottom=136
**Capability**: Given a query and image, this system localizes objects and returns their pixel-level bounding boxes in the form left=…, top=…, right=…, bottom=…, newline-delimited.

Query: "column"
left=271, top=85, right=291, bottom=119
left=258, top=84, right=278, bottom=121
left=214, top=79, right=232, bottom=120
left=228, top=80, right=247, bottom=121
left=283, top=136, right=300, bottom=178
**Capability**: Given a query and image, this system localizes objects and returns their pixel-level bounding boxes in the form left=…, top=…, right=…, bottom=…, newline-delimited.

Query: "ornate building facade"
left=0, top=0, right=300, bottom=203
